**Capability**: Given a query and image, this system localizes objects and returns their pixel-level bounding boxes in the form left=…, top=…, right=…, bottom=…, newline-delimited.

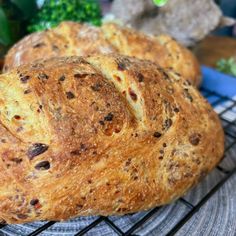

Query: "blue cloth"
left=201, top=66, right=236, bottom=98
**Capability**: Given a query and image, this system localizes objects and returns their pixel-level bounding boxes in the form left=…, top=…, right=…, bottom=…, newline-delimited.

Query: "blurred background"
left=1, top=0, right=236, bottom=76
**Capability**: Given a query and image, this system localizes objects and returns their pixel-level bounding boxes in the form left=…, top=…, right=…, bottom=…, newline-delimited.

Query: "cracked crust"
left=3, top=22, right=201, bottom=86
left=0, top=55, right=223, bottom=224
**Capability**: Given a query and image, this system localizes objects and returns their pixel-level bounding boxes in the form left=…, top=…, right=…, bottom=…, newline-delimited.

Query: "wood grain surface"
left=194, top=35, right=236, bottom=67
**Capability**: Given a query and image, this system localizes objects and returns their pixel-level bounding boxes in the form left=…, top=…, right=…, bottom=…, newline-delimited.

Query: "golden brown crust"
left=0, top=55, right=223, bottom=223
left=3, top=22, right=201, bottom=86
left=156, top=35, right=202, bottom=87
left=102, top=23, right=201, bottom=87
left=3, top=30, right=68, bottom=71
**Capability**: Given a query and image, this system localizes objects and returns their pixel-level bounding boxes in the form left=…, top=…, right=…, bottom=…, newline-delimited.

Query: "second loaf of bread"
left=4, top=22, right=201, bottom=86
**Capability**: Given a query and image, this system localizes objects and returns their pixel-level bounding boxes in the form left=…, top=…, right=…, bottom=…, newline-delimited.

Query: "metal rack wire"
left=0, top=87, right=236, bottom=236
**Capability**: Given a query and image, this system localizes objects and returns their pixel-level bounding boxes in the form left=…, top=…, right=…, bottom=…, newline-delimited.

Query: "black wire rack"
left=0, top=87, right=236, bottom=236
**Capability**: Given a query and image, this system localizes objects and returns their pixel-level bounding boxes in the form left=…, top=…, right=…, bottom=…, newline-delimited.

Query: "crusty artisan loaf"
left=0, top=55, right=223, bottom=224
left=3, top=21, right=201, bottom=86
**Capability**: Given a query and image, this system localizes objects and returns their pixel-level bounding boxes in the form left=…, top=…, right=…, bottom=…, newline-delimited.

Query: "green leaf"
left=10, top=0, right=38, bottom=19
left=216, top=57, right=236, bottom=77
left=231, top=64, right=236, bottom=76
left=153, top=0, right=169, bottom=6
left=0, top=7, right=12, bottom=46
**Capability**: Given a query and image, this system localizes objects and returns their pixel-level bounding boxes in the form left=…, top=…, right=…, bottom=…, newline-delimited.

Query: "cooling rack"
left=0, top=85, right=236, bottom=236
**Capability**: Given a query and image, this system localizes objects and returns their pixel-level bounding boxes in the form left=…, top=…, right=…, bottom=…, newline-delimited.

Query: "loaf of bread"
left=0, top=54, right=223, bottom=223
left=3, top=21, right=201, bottom=86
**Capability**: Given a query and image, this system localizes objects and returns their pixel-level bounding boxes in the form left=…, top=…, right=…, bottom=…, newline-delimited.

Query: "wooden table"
left=193, top=35, right=236, bottom=68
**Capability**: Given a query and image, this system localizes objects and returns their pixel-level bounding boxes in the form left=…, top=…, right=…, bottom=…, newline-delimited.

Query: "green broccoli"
left=28, top=0, right=102, bottom=33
